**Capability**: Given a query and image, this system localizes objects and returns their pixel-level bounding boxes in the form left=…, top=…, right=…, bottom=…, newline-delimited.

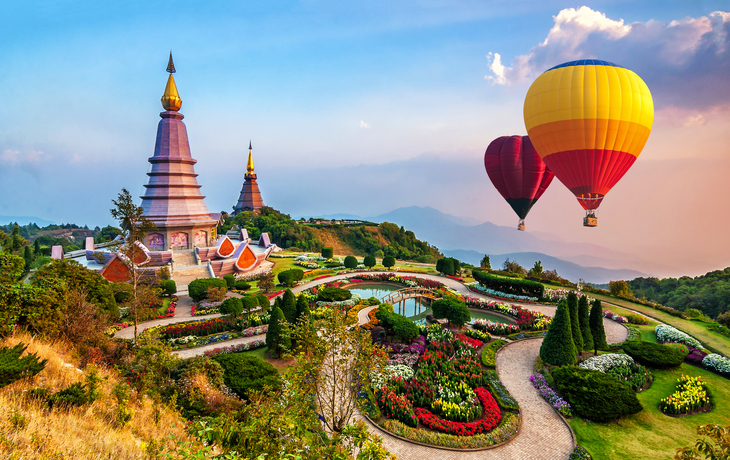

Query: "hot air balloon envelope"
left=484, top=135, right=554, bottom=230
left=523, top=59, right=654, bottom=225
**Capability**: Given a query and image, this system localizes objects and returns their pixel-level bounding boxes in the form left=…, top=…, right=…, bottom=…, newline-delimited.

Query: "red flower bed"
left=516, top=309, right=536, bottom=329
left=415, top=388, right=501, bottom=436
left=455, top=333, right=483, bottom=349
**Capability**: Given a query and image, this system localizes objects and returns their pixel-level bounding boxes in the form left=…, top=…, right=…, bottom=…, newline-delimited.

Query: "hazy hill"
left=443, top=249, right=646, bottom=284
left=0, top=215, right=55, bottom=226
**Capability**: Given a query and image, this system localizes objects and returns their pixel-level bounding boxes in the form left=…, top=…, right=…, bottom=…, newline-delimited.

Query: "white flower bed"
left=470, top=284, right=538, bottom=302
left=702, top=354, right=730, bottom=374
left=579, top=353, right=634, bottom=373
left=655, top=324, right=704, bottom=349
left=315, top=293, right=361, bottom=309
left=168, top=335, right=197, bottom=346
left=370, top=364, right=415, bottom=389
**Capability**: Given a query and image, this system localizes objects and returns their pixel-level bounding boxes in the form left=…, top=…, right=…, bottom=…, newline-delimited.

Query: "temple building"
left=232, top=141, right=265, bottom=215
left=139, top=54, right=218, bottom=250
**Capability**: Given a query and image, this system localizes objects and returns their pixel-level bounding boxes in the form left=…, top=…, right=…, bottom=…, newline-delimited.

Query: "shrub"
left=281, top=289, right=297, bottom=323
left=375, top=305, right=419, bottom=342
left=540, top=302, right=577, bottom=366
left=265, top=306, right=290, bottom=358
left=622, top=341, right=688, bottom=369
left=234, top=280, right=251, bottom=290
left=223, top=274, right=236, bottom=289
left=441, top=258, right=455, bottom=276
left=50, top=382, right=89, bottom=408
left=277, top=268, right=304, bottom=287
left=552, top=366, right=642, bottom=422
left=317, top=287, right=352, bottom=302
left=626, top=313, right=650, bottom=325
left=160, top=279, right=177, bottom=296
left=363, top=255, right=376, bottom=268
left=206, top=286, right=227, bottom=302
left=578, top=295, right=593, bottom=352
left=382, top=256, right=396, bottom=268
left=717, top=312, right=730, bottom=328
left=211, top=354, right=282, bottom=399
left=0, top=343, right=47, bottom=389
left=472, top=270, right=544, bottom=298
left=219, top=297, right=243, bottom=317
left=431, top=297, right=471, bottom=327
left=256, top=294, right=270, bottom=313
left=321, top=247, right=333, bottom=259
left=589, top=299, right=608, bottom=352
left=188, top=278, right=227, bottom=302
left=344, top=255, right=358, bottom=269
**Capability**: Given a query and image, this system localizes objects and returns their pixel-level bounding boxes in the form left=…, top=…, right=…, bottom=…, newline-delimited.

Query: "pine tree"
left=281, top=289, right=297, bottom=323
left=0, top=343, right=47, bottom=388
left=579, top=295, right=593, bottom=351
left=590, top=298, right=608, bottom=355
left=567, top=292, right=583, bottom=352
left=296, top=294, right=310, bottom=320
left=539, top=301, right=577, bottom=366
left=266, top=306, right=289, bottom=358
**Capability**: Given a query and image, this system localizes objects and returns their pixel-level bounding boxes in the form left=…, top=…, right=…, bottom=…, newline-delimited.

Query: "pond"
left=346, top=283, right=514, bottom=325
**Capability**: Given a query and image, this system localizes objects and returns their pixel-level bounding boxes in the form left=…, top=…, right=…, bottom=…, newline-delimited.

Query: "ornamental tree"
left=590, top=298, right=608, bottom=354
left=266, top=306, right=290, bottom=358
left=363, top=255, right=376, bottom=268
left=321, top=247, right=334, bottom=259
left=480, top=254, right=491, bottom=269
left=441, top=258, right=455, bottom=275
left=344, top=255, right=358, bottom=269
left=281, top=289, right=297, bottom=323
left=539, top=301, right=577, bottom=366
left=567, top=292, right=583, bottom=352
left=578, top=294, right=594, bottom=352
left=382, top=256, right=395, bottom=269
left=295, top=294, right=310, bottom=320
left=220, top=297, right=243, bottom=317
left=431, top=297, right=471, bottom=327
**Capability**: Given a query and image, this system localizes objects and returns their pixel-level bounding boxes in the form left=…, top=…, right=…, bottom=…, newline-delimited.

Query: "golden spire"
left=161, top=53, right=182, bottom=111
left=246, top=140, right=254, bottom=173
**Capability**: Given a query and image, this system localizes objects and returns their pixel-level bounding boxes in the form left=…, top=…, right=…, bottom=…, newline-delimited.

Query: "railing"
left=382, top=287, right=438, bottom=305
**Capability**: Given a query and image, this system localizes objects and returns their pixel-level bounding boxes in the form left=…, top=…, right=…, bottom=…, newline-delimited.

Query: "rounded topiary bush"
left=382, top=256, right=396, bottom=268
left=622, top=341, right=688, bottom=369
left=211, top=354, right=282, bottom=399
left=219, top=297, right=243, bottom=316
left=317, top=287, right=352, bottom=302
left=552, top=366, right=642, bottom=422
left=363, top=255, right=376, bottom=268
left=160, top=279, right=177, bottom=296
left=344, top=255, right=358, bottom=269
left=223, top=274, right=236, bottom=289
left=235, top=280, right=251, bottom=291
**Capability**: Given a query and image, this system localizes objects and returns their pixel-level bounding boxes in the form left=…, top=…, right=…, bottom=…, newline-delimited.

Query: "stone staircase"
left=173, top=250, right=197, bottom=267
left=172, top=250, right=209, bottom=293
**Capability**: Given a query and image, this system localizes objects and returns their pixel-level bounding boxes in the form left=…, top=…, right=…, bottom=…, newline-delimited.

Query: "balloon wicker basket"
left=517, top=219, right=525, bottom=231
left=583, top=213, right=598, bottom=227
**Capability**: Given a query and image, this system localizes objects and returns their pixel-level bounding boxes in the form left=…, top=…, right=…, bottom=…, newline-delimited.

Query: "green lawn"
left=590, top=293, right=730, bottom=355
left=157, top=297, right=172, bottom=316
left=602, top=304, right=659, bottom=343
left=571, top=363, right=730, bottom=459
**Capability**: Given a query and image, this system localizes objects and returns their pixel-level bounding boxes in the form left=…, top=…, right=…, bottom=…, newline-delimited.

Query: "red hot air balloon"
left=484, top=135, right=554, bottom=231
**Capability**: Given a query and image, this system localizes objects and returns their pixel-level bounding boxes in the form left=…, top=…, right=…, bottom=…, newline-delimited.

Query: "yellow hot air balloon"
left=523, top=59, right=654, bottom=226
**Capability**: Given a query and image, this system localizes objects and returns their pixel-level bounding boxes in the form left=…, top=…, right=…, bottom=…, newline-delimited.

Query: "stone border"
left=495, top=336, right=578, bottom=450
left=361, top=407, right=523, bottom=453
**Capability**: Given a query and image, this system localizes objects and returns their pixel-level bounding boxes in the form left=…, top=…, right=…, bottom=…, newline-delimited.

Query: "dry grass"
left=0, top=332, right=199, bottom=459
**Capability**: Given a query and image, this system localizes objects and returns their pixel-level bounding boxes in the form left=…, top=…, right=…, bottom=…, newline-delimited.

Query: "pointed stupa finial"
left=166, top=52, right=176, bottom=73
left=246, top=141, right=254, bottom=174
left=161, top=53, right=182, bottom=111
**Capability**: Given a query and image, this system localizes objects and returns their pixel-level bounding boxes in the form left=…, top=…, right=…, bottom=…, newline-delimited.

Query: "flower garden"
left=367, top=324, right=521, bottom=449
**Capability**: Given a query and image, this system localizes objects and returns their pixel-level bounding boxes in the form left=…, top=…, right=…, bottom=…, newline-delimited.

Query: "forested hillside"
left=225, top=207, right=441, bottom=262
left=628, top=268, right=730, bottom=318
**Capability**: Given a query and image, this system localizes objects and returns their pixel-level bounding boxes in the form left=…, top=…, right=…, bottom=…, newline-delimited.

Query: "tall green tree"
left=590, top=298, right=608, bottom=354
left=441, top=258, right=455, bottom=276
left=281, top=289, right=297, bottom=323
left=295, top=294, right=310, bottom=320
left=539, top=301, right=577, bottom=366
left=480, top=254, right=491, bottom=269
left=578, top=294, right=593, bottom=352
left=266, top=306, right=290, bottom=358
left=567, top=292, right=583, bottom=352
left=0, top=253, right=25, bottom=284
left=529, top=260, right=544, bottom=277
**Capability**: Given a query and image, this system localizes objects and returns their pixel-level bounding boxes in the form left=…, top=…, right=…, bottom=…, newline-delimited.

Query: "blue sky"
left=1, top=1, right=729, bottom=275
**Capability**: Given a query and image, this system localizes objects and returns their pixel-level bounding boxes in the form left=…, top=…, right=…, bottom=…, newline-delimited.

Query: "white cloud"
left=69, top=153, right=83, bottom=164
left=485, top=7, right=730, bottom=109
left=485, top=52, right=506, bottom=85
left=683, top=114, right=707, bottom=127
left=1, top=149, right=48, bottom=165
left=360, top=120, right=371, bottom=129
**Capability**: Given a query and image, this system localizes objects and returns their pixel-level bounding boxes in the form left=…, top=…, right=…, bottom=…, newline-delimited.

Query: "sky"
left=1, top=1, right=729, bottom=277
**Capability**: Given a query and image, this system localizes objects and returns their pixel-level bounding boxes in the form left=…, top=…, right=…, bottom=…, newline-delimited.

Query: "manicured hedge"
left=481, top=339, right=508, bottom=368
left=211, top=354, right=281, bottom=399
left=552, top=366, right=642, bottom=422
left=622, top=341, right=688, bottom=369
left=375, top=305, right=419, bottom=342
left=188, top=278, right=227, bottom=302
left=277, top=268, right=304, bottom=287
left=317, top=287, right=352, bottom=302
left=472, top=270, right=544, bottom=298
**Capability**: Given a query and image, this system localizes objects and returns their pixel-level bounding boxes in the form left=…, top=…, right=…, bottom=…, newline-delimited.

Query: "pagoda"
left=232, top=141, right=265, bottom=215
left=139, top=54, right=217, bottom=250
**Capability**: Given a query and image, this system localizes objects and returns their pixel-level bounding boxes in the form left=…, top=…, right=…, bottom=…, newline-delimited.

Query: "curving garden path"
left=115, top=270, right=628, bottom=460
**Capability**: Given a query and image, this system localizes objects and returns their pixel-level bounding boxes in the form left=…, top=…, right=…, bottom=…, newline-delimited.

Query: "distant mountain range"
left=0, top=215, right=55, bottom=226
left=301, top=206, right=648, bottom=284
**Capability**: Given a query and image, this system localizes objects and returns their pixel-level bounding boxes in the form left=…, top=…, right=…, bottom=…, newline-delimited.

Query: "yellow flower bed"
left=659, top=374, right=711, bottom=415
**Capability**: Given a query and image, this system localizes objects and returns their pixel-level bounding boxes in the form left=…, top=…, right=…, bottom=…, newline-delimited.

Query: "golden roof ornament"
left=161, top=53, right=182, bottom=111
left=246, top=140, right=255, bottom=174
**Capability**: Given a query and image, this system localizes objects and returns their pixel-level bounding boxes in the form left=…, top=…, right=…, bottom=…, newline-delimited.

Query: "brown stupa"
left=140, top=54, right=217, bottom=250
left=232, top=141, right=265, bottom=215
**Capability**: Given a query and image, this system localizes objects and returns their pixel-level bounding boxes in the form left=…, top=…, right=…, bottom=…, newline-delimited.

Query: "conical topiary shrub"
left=567, top=292, right=583, bottom=353
left=579, top=295, right=593, bottom=352
left=590, top=298, right=608, bottom=354
left=540, top=301, right=577, bottom=366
